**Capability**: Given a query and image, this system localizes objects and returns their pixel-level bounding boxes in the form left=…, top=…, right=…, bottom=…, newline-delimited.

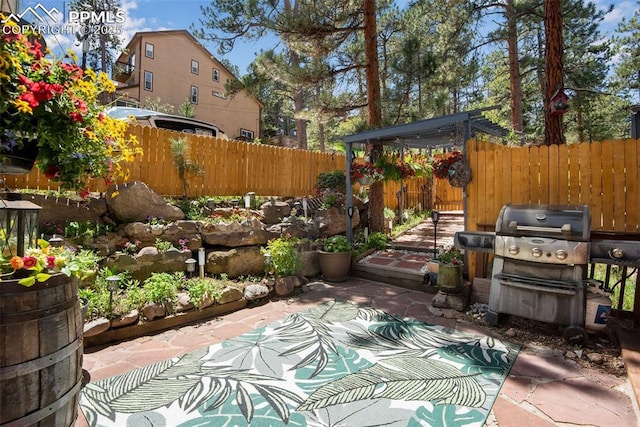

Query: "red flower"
left=70, top=111, right=84, bottom=123
left=46, top=256, right=56, bottom=269
left=78, top=187, right=90, bottom=199
left=22, top=256, right=37, bottom=269
left=44, top=166, right=61, bottom=178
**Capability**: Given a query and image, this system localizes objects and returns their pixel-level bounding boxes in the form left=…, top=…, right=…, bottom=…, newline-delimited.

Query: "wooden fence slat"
left=612, top=140, right=626, bottom=231
left=624, top=139, right=639, bottom=232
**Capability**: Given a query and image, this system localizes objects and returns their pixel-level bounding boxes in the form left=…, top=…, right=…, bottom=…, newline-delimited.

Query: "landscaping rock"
left=106, top=181, right=185, bottom=223
left=142, top=302, right=166, bottom=321
left=266, top=216, right=320, bottom=240
left=217, top=286, right=244, bottom=305
left=205, top=246, right=265, bottom=278
left=198, top=297, right=214, bottom=310
left=176, top=293, right=194, bottom=312
left=105, top=249, right=192, bottom=281
left=201, top=218, right=268, bottom=247
left=274, top=276, right=301, bottom=296
left=244, top=284, right=270, bottom=300
left=110, top=310, right=139, bottom=329
left=261, top=200, right=291, bottom=224
left=83, top=318, right=111, bottom=337
left=314, top=206, right=360, bottom=237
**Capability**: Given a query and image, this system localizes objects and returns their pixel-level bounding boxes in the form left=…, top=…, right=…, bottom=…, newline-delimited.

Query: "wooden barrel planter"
left=0, top=274, right=84, bottom=427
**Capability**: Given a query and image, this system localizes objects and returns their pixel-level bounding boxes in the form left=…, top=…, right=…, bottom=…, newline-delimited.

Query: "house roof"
left=343, top=107, right=510, bottom=148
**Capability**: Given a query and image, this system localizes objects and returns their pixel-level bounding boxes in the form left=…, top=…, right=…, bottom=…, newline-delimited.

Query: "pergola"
left=342, top=107, right=510, bottom=241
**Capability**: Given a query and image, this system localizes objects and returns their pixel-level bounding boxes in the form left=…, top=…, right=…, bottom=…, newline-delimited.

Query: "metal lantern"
left=0, top=199, right=41, bottom=257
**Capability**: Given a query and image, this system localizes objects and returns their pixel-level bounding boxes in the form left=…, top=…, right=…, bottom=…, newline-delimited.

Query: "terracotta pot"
left=318, top=250, right=352, bottom=282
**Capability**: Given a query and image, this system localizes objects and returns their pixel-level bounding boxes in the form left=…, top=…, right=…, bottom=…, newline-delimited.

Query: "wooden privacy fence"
left=2, top=125, right=345, bottom=198
left=2, top=125, right=465, bottom=211
left=466, top=138, right=640, bottom=233
left=464, top=138, right=640, bottom=282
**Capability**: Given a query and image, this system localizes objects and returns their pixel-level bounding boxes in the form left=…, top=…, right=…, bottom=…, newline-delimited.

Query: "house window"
left=191, top=60, right=199, bottom=75
left=212, top=68, right=220, bottom=82
left=240, top=129, right=254, bottom=140
left=145, top=42, right=154, bottom=58
left=144, top=71, right=153, bottom=91
left=190, top=85, right=198, bottom=104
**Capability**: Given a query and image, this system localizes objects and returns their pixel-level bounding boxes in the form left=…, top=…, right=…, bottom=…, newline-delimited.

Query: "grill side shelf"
left=454, top=231, right=495, bottom=253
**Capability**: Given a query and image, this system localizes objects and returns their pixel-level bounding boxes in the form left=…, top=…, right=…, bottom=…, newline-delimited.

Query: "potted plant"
left=0, top=22, right=141, bottom=193
left=318, top=235, right=353, bottom=282
left=435, top=246, right=464, bottom=294
left=350, top=161, right=384, bottom=185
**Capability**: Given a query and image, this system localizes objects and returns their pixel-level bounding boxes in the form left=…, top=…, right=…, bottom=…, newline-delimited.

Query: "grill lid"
left=495, top=204, right=590, bottom=241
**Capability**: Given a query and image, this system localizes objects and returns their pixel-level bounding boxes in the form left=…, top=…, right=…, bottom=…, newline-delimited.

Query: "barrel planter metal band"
left=0, top=274, right=83, bottom=427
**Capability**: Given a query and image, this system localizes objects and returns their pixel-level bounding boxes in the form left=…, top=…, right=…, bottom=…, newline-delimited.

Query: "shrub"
left=262, top=236, right=301, bottom=277
left=142, top=272, right=181, bottom=306
left=316, top=170, right=346, bottom=193
left=185, top=277, right=224, bottom=308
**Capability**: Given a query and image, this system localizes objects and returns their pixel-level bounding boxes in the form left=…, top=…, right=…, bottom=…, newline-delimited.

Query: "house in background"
left=113, top=30, right=261, bottom=141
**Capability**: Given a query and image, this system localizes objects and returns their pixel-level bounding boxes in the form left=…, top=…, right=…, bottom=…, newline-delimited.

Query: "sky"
left=8, top=0, right=640, bottom=76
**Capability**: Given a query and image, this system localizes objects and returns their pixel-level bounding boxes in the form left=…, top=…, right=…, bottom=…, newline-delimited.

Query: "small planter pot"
left=318, top=250, right=352, bottom=282
left=437, top=264, right=464, bottom=294
left=358, top=176, right=372, bottom=186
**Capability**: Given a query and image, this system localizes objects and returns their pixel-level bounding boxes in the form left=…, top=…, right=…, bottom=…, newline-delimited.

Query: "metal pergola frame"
left=342, top=107, right=510, bottom=242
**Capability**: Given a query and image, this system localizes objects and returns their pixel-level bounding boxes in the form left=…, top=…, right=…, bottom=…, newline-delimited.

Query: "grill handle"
left=508, top=221, right=572, bottom=234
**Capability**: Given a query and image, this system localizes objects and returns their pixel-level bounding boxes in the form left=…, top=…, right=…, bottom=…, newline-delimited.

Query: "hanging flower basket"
left=350, top=161, right=384, bottom=184
left=448, top=160, right=472, bottom=187
left=433, top=151, right=471, bottom=187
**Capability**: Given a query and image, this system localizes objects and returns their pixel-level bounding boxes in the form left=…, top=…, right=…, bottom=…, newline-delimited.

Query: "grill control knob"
left=610, top=248, right=624, bottom=259
left=508, top=245, right=519, bottom=255
left=556, top=249, right=568, bottom=260
left=532, top=248, right=543, bottom=258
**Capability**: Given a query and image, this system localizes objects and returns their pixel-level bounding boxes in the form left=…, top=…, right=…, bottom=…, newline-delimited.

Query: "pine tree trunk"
left=363, top=0, right=385, bottom=233
left=506, top=0, right=524, bottom=132
left=543, top=0, right=565, bottom=145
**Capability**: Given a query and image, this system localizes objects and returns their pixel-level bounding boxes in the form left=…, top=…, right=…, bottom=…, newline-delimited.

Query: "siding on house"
left=114, top=30, right=261, bottom=141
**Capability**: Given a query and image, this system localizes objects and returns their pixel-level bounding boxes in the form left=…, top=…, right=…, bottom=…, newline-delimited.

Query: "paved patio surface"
left=77, top=277, right=639, bottom=426
left=75, top=212, right=640, bottom=426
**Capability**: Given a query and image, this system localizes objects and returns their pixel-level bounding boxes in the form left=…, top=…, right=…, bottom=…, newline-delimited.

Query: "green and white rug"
left=80, top=300, right=519, bottom=426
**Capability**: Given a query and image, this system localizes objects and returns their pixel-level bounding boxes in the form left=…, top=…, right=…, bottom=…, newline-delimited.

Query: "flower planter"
left=357, top=176, right=372, bottom=186
left=0, top=273, right=83, bottom=426
left=318, top=250, right=352, bottom=282
left=437, top=264, right=464, bottom=294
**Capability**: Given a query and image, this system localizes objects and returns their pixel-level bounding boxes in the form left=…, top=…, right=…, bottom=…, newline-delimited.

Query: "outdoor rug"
left=80, top=300, right=519, bottom=426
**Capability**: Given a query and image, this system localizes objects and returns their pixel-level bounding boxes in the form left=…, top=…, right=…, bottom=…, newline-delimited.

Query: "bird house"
left=550, top=90, right=569, bottom=116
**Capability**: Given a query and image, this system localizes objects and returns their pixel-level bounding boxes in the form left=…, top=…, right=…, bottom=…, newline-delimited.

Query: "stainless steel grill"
left=455, top=204, right=640, bottom=337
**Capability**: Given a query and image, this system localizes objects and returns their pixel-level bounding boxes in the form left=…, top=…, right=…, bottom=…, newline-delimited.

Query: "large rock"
left=201, top=218, right=268, bottom=247
left=204, top=246, right=266, bottom=278
left=104, top=248, right=193, bottom=281
left=261, top=201, right=291, bottom=224
left=314, top=206, right=360, bottom=237
left=106, top=182, right=184, bottom=223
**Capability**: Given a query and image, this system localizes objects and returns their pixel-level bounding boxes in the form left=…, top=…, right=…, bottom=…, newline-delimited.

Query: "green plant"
left=316, top=170, right=346, bottom=192
left=169, top=136, right=204, bottom=197
left=366, top=232, right=389, bottom=251
left=0, top=23, right=142, bottom=192
left=262, top=236, right=301, bottom=277
left=142, top=272, right=181, bottom=307
left=64, top=221, right=109, bottom=239
left=384, top=207, right=396, bottom=220
left=154, top=238, right=173, bottom=253
left=185, top=277, right=224, bottom=308
left=322, top=235, right=353, bottom=253
left=319, top=188, right=345, bottom=209
left=438, top=246, right=464, bottom=265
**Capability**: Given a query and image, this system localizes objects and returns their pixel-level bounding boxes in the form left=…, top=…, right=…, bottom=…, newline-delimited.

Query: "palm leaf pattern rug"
left=80, top=299, right=519, bottom=426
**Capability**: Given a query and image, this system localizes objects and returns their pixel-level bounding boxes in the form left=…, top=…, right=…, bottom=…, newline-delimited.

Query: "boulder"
left=217, top=286, right=244, bottom=305
left=261, top=200, right=291, bottom=224
left=244, top=284, right=270, bottom=301
left=106, top=182, right=184, bottom=223
left=201, top=218, right=268, bottom=247
left=110, top=310, right=140, bottom=329
left=83, top=318, right=111, bottom=337
left=314, top=206, right=360, bottom=237
left=205, top=246, right=266, bottom=278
